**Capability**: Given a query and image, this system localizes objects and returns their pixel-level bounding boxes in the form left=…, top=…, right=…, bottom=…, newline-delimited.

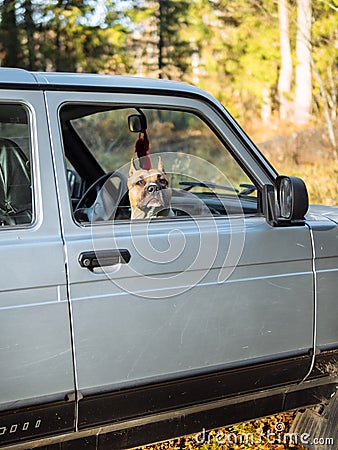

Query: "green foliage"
left=0, top=0, right=132, bottom=72
left=191, top=0, right=281, bottom=118
left=0, top=0, right=336, bottom=135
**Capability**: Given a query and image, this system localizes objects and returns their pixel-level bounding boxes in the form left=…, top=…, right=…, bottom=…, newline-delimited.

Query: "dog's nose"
left=147, top=182, right=161, bottom=193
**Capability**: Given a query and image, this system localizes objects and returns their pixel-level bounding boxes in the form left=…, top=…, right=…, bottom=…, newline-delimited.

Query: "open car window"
left=60, top=105, right=259, bottom=223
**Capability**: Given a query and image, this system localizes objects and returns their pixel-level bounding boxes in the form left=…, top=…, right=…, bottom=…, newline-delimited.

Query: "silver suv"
left=0, top=68, right=337, bottom=450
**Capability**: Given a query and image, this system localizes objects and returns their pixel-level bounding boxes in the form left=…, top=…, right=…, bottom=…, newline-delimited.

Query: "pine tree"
left=0, top=0, right=20, bottom=67
left=23, top=0, right=36, bottom=69
left=127, top=0, right=192, bottom=79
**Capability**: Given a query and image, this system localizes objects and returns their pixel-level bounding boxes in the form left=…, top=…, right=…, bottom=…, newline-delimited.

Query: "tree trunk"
left=311, top=58, right=337, bottom=152
left=23, top=0, right=36, bottom=70
left=294, top=0, right=312, bottom=125
left=278, top=0, right=292, bottom=121
left=158, top=0, right=165, bottom=78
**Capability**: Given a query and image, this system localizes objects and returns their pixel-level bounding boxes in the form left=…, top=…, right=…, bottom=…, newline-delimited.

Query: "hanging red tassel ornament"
left=135, top=131, right=152, bottom=170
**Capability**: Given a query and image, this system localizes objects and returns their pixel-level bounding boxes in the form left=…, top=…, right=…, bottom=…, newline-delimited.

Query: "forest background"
left=1, top=0, right=337, bottom=205
left=0, top=1, right=337, bottom=449
left=0, top=0, right=337, bottom=205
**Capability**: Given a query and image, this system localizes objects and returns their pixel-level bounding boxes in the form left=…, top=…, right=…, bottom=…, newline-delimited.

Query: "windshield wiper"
left=239, top=184, right=257, bottom=195
left=179, top=181, right=239, bottom=193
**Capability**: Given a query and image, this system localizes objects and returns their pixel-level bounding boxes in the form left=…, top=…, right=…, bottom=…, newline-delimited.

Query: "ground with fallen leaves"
left=136, top=413, right=307, bottom=450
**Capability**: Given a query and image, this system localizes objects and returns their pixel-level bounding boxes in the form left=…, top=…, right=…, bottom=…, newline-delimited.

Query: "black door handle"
left=78, top=249, right=131, bottom=270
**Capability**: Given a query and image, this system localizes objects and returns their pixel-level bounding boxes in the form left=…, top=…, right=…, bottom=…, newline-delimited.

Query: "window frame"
left=0, top=102, right=35, bottom=229
left=56, top=93, right=271, bottom=228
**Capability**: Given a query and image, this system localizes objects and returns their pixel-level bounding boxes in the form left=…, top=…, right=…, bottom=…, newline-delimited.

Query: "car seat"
left=0, top=138, right=32, bottom=225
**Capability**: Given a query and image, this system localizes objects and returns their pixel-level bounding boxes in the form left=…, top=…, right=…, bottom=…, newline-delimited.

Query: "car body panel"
left=59, top=218, right=314, bottom=391
left=43, top=90, right=315, bottom=426
left=306, top=206, right=338, bottom=349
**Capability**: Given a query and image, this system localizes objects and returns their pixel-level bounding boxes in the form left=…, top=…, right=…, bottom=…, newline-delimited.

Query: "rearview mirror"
left=128, top=114, right=147, bottom=133
left=263, top=176, right=309, bottom=226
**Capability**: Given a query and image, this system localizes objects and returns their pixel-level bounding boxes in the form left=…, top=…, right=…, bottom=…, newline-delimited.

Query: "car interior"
left=0, top=105, right=32, bottom=226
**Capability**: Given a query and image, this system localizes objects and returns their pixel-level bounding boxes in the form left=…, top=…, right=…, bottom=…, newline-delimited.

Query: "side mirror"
left=128, top=114, right=147, bottom=133
left=263, top=176, right=309, bottom=226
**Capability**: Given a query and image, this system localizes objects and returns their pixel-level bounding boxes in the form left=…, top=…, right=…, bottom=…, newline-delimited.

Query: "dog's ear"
left=157, top=155, right=164, bottom=172
left=129, top=158, right=137, bottom=177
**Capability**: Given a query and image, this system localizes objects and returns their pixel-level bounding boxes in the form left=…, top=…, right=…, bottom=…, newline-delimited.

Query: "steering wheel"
left=74, top=171, right=128, bottom=222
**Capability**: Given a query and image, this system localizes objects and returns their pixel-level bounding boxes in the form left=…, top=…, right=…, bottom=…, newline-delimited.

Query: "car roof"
left=0, top=67, right=216, bottom=102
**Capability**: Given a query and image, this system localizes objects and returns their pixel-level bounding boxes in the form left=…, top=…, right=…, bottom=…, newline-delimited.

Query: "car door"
left=0, top=94, right=75, bottom=447
left=45, top=89, right=314, bottom=431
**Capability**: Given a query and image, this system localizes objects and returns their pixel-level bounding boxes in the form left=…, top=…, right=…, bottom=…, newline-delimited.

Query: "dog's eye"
left=136, top=179, right=145, bottom=187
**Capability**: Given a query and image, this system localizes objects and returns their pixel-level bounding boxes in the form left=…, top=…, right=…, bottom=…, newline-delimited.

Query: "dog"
left=128, top=156, right=173, bottom=220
